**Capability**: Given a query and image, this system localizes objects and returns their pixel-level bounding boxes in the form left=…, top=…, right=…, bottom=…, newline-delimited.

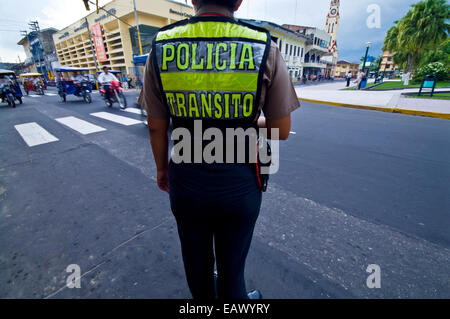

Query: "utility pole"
left=85, top=17, right=99, bottom=89
left=85, top=18, right=99, bottom=70
left=133, top=0, right=143, bottom=55
left=28, top=21, right=52, bottom=80
left=21, top=30, right=36, bottom=71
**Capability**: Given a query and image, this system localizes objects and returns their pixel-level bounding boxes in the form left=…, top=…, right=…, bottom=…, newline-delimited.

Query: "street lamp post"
left=375, top=55, right=382, bottom=83
left=359, top=42, right=371, bottom=90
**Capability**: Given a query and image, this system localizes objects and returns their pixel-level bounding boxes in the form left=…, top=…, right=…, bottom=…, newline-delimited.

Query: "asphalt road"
left=0, top=87, right=449, bottom=298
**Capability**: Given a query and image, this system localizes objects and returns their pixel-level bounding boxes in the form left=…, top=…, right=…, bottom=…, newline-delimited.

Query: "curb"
left=298, top=97, right=450, bottom=120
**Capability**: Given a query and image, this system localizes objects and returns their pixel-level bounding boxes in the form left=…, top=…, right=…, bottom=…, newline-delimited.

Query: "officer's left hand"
left=157, top=169, right=169, bottom=193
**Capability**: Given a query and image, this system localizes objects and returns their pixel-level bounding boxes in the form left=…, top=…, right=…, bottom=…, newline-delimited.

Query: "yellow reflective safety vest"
left=152, top=16, right=271, bottom=124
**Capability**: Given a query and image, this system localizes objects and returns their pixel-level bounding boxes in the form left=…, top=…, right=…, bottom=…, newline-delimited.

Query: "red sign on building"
left=91, top=23, right=107, bottom=62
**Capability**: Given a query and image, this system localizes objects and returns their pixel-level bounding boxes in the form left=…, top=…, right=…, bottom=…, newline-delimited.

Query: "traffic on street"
left=1, top=84, right=448, bottom=299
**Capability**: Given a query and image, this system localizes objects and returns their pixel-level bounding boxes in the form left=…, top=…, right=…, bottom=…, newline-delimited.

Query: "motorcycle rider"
left=98, top=66, right=118, bottom=102
left=0, top=75, right=12, bottom=102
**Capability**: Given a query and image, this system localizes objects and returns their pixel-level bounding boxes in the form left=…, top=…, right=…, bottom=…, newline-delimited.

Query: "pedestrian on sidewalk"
left=355, top=70, right=365, bottom=87
left=128, top=76, right=134, bottom=89
left=122, top=74, right=129, bottom=89
left=139, top=0, right=299, bottom=300
left=346, top=71, right=352, bottom=87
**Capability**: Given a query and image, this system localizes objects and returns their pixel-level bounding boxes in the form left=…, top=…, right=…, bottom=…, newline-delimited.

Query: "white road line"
left=290, top=131, right=297, bottom=135
left=122, top=107, right=146, bottom=116
left=55, top=116, right=106, bottom=135
left=45, top=93, right=57, bottom=96
left=28, top=95, right=41, bottom=98
left=14, top=122, right=59, bottom=147
left=90, top=112, right=142, bottom=126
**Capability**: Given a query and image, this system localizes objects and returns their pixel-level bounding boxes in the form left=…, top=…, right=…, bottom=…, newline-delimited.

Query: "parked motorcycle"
left=101, top=80, right=127, bottom=109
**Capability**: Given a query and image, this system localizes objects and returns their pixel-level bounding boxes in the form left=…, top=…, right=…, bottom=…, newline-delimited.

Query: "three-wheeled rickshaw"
left=55, top=67, right=92, bottom=103
left=19, top=73, right=45, bottom=95
left=0, top=69, right=23, bottom=107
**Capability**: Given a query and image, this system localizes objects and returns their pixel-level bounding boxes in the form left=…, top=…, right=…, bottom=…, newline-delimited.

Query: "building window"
left=279, top=39, right=282, bottom=51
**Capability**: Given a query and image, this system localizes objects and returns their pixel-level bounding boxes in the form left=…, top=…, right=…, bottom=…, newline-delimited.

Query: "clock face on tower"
left=331, top=8, right=337, bottom=16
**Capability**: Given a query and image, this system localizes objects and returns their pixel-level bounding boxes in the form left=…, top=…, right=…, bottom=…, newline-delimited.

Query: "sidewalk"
left=296, top=82, right=450, bottom=119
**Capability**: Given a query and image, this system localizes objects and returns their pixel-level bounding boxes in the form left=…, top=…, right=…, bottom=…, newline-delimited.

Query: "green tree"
left=383, top=0, right=450, bottom=72
left=419, top=37, right=450, bottom=67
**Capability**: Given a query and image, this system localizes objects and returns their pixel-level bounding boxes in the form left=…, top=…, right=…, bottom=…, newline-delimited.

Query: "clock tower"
left=325, top=0, right=340, bottom=75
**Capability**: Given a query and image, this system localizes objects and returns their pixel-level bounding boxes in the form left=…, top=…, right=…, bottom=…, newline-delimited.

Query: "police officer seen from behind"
left=139, top=0, right=300, bottom=300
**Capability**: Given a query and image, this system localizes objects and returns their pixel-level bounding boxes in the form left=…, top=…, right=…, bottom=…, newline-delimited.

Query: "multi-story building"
left=17, top=28, right=58, bottom=78
left=335, top=60, right=359, bottom=78
left=380, top=50, right=398, bottom=74
left=242, top=20, right=309, bottom=81
left=53, top=0, right=194, bottom=76
left=282, top=25, right=332, bottom=79
left=241, top=20, right=332, bottom=81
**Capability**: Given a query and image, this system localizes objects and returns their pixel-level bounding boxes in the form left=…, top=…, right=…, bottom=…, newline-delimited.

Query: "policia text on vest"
left=153, top=19, right=270, bottom=121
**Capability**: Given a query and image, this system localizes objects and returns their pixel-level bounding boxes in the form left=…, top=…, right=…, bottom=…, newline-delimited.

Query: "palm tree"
left=383, top=0, right=450, bottom=72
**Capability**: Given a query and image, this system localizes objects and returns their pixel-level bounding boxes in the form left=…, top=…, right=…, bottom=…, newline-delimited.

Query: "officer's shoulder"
left=237, top=19, right=271, bottom=35
left=157, top=18, right=190, bottom=33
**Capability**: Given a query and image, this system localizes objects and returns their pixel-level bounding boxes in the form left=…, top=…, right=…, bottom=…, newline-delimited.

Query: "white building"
left=242, top=20, right=309, bottom=81
left=243, top=20, right=332, bottom=81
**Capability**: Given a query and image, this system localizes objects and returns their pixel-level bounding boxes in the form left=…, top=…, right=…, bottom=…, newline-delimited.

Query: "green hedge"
left=413, top=62, right=450, bottom=83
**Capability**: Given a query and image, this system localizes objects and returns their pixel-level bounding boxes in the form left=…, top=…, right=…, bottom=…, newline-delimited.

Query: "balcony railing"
left=308, top=44, right=329, bottom=53
left=302, top=61, right=327, bottom=69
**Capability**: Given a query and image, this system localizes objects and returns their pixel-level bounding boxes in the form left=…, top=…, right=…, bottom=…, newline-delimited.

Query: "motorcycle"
left=33, top=83, right=45, bottom=95
left=1, top=84, right=18, bottom=108
left=101, top=80, right=127, bottom=109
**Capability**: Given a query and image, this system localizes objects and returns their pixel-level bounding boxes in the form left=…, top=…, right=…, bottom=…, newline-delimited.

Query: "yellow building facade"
left=53, top=0, right=194, bottom=75
left=381, top=50, right=398, bottom=73
left=334, top=60, right=359, bottom=78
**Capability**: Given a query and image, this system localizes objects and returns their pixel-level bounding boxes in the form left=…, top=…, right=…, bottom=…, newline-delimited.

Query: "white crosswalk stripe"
left=56, top=116, right=106, bottom=135
left=122, top=107, right=146, bottom=116
left=45, top=93, right=58, bottom=96
left=14, top=122, right=59, bottom=147
left=90, top=112, right=142, bottom=126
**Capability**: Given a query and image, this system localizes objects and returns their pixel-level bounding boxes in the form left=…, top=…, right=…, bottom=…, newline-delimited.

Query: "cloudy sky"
left=0, top=0, right=418, bottom=63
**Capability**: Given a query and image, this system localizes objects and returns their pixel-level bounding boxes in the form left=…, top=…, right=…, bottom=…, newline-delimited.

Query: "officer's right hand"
left=157, top=169, right=169, bottom=193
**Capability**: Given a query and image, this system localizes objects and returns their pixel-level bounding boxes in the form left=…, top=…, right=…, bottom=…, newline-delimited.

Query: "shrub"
left=413, top=62, right=449, bottom=83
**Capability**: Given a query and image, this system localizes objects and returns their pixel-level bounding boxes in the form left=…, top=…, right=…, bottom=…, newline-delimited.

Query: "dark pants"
left=102, top=84, right=113, bottom=101
left=169, top=162, right=262, bottom=300
left=346, top=78, right=351, bottom=87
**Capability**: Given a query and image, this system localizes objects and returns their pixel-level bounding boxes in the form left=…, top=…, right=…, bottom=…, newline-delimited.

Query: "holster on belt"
left=256, top=136, right=271, bottom=192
